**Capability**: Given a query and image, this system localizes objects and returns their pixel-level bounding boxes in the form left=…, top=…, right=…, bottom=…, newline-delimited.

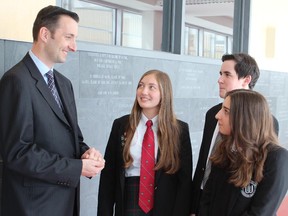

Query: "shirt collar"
left=141, top=113, right=158, bottom=128
left=29, top=50, right=53, bottom=76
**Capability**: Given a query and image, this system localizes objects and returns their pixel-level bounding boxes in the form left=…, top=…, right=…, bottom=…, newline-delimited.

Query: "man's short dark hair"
left=32, top=5, right=79, bottom=41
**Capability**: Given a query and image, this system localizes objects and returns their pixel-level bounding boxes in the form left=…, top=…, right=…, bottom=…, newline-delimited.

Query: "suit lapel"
left=53, top=72, right=75, bottom=127
left=203, top=103, right=222, bottom=163
left=23, top=53, right=70, bottom=127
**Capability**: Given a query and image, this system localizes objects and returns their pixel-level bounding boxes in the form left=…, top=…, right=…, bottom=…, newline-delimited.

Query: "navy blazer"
left=97, top=115, right=193, bottom=216
left=0, top=53, right=89, bottom=216
left=191, top=103, right=279, bottom=215
left=199, top=145, right=288, bottom=216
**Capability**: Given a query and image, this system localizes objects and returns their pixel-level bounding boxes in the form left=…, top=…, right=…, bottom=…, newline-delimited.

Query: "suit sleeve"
left=0, top=71, right=82, bottom=188
left=173, top=122, right=193, bottom=216
left=71, top=82, right=89, bottom=156
left=242, top=147, right=288, bottom=216
left=97, top=119, right=120, bottom=216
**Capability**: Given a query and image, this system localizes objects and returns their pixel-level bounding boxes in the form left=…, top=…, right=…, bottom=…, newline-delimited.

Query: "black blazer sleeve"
left=172, top=121, right=193, bottom=216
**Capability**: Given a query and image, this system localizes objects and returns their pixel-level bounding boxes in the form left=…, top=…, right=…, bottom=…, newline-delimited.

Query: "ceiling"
left=88, top=0, right=234, bottom=28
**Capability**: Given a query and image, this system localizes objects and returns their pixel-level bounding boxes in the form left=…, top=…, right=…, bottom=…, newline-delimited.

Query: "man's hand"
left=81, top=147, right=103, bottom=161
left=81, top=147, right=105, bottom=177
left=81, top=158, right=105, bottom=177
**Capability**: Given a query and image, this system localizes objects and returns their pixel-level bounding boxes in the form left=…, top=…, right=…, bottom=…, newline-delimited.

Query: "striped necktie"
left=139, top=120, right=155, bottom=213
left=46, top=70, right=62, bottom=110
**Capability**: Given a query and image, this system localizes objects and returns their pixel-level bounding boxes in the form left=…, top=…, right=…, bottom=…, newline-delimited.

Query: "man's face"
left=218, top=60, right=248, bottom=98
left=45, top=15, right=78, bottom=67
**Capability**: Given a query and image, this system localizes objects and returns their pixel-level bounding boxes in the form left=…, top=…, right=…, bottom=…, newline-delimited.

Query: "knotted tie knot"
left=46, top=70, right=53, bottom=79
left=146, top=119, right=153, bottom=128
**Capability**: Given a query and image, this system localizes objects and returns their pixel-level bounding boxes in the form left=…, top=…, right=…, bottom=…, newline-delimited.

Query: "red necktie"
left=139, top=120, right=155, bottom=213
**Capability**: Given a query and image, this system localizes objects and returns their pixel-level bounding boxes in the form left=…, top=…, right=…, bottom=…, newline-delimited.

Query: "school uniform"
left=199, top=144, right=288, bottom=216
left=97, top=114, right=192, bottom=216
left=191, top=103, right=279, bottom=215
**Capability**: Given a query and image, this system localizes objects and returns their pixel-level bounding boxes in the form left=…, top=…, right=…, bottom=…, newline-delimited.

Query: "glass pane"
left=66, top=0, right=114, bottom=44
left=203, top=31, right=215, bottom=58
left=184, top=26, right=199, bottom=56
left=215, top=34, right=226, bottom=59
left=227, top=36, right=233, bottom=53
left=203, top=31, right=228, bottom=59
left=184, top=1, right=234, bottom=58
left=122, top=12, right=142, bottom=48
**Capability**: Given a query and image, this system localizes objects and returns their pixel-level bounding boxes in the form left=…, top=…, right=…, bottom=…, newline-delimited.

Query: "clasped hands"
left=81, top=147, right=105, bottom=178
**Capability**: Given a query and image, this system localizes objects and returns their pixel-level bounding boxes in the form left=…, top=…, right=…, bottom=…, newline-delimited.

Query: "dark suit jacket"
left=191, top=103, right=279, bottom=215
left=199, top=145, right=288, bottom=216
left=0, top=53, right=89, bottom=216
left=97, top=115, right=193, bottom=216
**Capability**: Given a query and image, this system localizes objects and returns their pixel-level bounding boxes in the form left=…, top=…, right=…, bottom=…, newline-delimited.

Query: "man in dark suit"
left=190, top=53, right=279, bottom=216
left=0, top=5, right=105, bottom=216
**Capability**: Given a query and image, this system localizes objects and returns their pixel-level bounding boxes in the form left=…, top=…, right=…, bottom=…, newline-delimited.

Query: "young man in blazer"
left=190, top=53, right=279, bottom=216
left=0, top=6, right=105, bottom=216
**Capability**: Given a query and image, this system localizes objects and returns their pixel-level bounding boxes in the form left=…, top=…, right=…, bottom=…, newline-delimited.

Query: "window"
left=122, top=11, right=142, bottom=48
left=203, top=31, right=231, bottom=59
left=184, top=26, right=232, bottom=59
left=64, top=0, right=145, bottom=49
left=67, top=1, right=115, bottom=45
left=184, top=26, right=199, bottom=56
left=63, top=0, right=233, bottom=58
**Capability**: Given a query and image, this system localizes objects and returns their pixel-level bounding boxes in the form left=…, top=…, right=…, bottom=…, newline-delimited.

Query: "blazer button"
left=154, top=186, right=157, bottom=190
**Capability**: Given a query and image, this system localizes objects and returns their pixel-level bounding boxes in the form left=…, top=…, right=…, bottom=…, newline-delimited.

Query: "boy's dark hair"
left=222, top=53, right=260, bottom=89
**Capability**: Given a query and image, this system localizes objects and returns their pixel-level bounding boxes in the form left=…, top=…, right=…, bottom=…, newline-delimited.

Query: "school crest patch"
left=241, top=180, right=257, bottom=198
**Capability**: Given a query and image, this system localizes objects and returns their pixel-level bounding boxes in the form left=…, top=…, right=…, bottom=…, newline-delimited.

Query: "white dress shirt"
left=125, top=113, right=158, bottom=177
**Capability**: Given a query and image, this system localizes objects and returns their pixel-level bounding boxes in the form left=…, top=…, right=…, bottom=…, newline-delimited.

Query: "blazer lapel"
left=119, top=119, right=128, bottom=204
left=23, top=54, right=70, bottom=127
